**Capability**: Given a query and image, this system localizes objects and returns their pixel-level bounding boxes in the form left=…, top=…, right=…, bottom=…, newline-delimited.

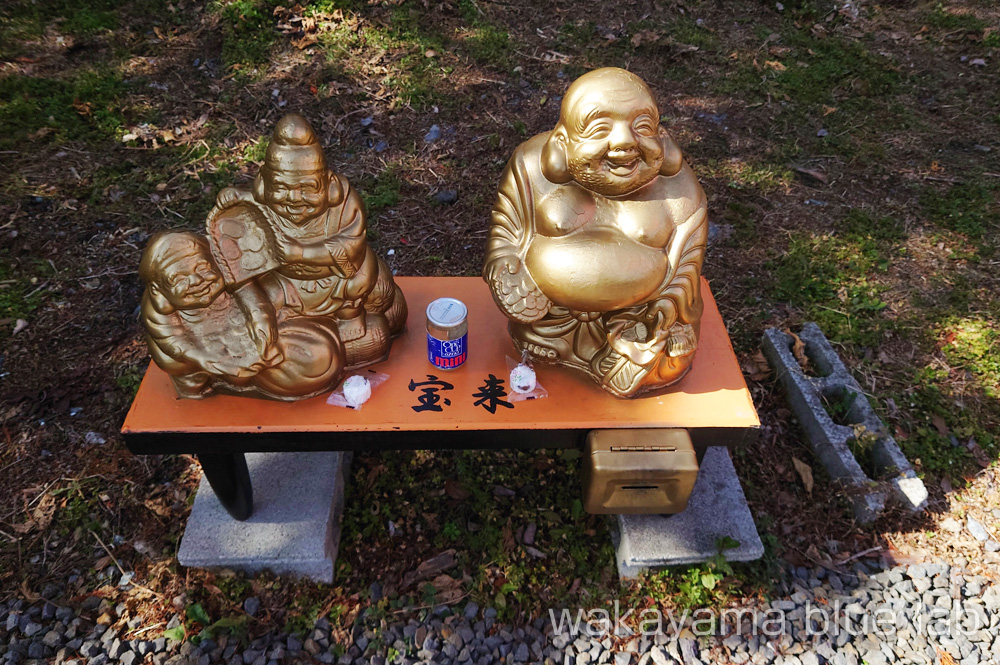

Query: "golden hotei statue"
left=140, top=113, right=407, bottom=400
left=483, top=68, right=708, bottom=398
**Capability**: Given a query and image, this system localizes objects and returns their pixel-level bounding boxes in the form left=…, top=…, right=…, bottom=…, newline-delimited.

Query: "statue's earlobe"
left=658, top=127, right=684, bottom=177
left=541, top=130, right=572, bottom=184
left=327, top=171, right=345, bottom=207
left=253, top=170, right=267, bottom=202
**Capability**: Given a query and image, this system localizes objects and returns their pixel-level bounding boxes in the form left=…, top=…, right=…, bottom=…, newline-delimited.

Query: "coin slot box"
left=582, top=429, right=699, bottom=514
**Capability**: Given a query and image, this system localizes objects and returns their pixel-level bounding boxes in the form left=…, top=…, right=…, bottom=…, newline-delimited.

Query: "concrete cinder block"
left=178, top=452, right=350, bottom=583
left=761, top=324, right=928, bottom=523
left=614, top=446, right=764, bottom=578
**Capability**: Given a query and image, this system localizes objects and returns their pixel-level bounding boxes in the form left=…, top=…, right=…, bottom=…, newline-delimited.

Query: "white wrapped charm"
left=509, top=363, right=537, bottom=394
left=342, top=375, right=372, bottom=408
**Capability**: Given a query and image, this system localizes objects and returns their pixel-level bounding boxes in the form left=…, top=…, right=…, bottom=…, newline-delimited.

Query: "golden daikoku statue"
left=140, top=113, right=407, bottom=400
left=483, top=68, right=708, bottom=398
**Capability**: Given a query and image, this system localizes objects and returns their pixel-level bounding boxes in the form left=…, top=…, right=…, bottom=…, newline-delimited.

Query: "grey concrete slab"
left=178, top=452, right=349, bottom=583
left=614, top=446, right=763, bottom=578
left=761, top=324, right=927, bottom=523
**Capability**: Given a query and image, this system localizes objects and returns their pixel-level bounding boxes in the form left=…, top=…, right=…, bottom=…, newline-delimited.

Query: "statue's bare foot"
left=171, top=373, right=213, bottom=399
left=344, top=313, right=390, bottom=368
left=337, top=314, right=367, bottom=343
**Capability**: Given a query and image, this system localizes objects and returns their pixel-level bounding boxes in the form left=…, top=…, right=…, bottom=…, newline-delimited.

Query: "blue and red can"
left=426, top=297, right=468, bottom=370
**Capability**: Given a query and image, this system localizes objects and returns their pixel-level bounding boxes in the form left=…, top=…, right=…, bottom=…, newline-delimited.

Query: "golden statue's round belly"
left=525, top=230, right=668, bottom=312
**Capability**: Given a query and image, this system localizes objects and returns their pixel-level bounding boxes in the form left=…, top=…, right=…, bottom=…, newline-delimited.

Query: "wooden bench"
left=122, top=277, right=759, bottom=520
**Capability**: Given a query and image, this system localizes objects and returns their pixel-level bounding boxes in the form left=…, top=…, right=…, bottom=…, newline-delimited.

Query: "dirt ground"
left=1, top=0, right=999, bottom=636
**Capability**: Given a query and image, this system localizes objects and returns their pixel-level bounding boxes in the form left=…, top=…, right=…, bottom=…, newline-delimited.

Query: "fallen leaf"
left=793, top=167, right=829, bottom=185
left=821, top=105, right=837, bottom=116
left=430, top=574, right=460, bottom=591
left=502, top=522, right=515, bottom=553
left=436, top=587, right=464, bottom=604
left=631, top=29, right=662, bottom=47
left=72, top=100, right=93, bottom=116
left=786, top=330, right=812, bottom=373
left=741, top=350, right=773, bottom=382
left=402, top=549, right=457, bottom=589
left=931, top=414, right=949, bottom=437
left=967, top=437, right=991, bottom=468
left=764, top=60, right=787, bottom=71
left=11, top=521, right=35, bottom=534
left=792, top=457, right=814, bottom=495
left=291, top=34, right=318, bottom=49
left=937, top=648, right=958, bottom=665
left=444, top=479, right=470, bottom=501
left=20, top=581, right=41, bottom=603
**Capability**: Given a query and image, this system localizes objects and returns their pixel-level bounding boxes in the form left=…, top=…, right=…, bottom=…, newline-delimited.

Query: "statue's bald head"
left=541, top=67, right=682, bottom=196
left=558, top=68, right=657, bottom=131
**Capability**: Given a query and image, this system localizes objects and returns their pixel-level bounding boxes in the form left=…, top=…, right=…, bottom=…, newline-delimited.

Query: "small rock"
left=424, top=125, right=441, bottom=143
left=243, top=597, right=260, bottom=617
left=968, top=517, right=990, bottom=542
left=85, top=432, right=106, bottom=445
left=941, top=517, right=962, bottom=533
left=433, top=189, right=458, bottom=205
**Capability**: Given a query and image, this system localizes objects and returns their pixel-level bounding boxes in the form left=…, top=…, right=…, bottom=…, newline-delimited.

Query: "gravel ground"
left=2, top=561, right=997, bottom=665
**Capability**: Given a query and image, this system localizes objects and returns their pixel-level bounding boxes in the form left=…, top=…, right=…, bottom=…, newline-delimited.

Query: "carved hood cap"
left=139, top=231, right=210, bottom=283
left=265, top=113, right=326, bottom=173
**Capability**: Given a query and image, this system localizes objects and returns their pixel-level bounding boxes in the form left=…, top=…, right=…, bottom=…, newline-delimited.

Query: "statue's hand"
left=215, top=187, right=248, bottom=209
left=485, top=255, right=550, bottom=324
left=644, top=299, right=678, bottom=334
left=205, top=358, right=259, bottom=379
left=274, top=235, right=305, bottom=264
left=250, top=318, right=283, bottom=366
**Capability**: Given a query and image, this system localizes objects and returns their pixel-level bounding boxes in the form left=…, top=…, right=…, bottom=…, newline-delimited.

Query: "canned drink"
left=426, top=297, right=468, bottom=370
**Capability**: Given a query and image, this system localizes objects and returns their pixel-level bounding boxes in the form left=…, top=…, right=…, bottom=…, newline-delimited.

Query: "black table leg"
left=197, top=453, right=253, bottom=521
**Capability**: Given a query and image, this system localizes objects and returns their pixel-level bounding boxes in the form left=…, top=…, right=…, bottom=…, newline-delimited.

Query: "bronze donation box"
left=582, top=429, right=699, bottom=514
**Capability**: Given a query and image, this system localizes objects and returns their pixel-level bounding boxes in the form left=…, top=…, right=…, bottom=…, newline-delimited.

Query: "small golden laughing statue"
left=484, top=68, right=708, bottom=398
left=140, top=113, right=407, bottom=400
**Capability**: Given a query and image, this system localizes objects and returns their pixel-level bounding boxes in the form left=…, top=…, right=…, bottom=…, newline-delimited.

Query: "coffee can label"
left=428, top=332, right=467, bottom=370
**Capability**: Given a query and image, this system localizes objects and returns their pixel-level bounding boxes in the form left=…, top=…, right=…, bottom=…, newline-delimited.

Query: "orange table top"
left=122, top=277, right=758, bottom=437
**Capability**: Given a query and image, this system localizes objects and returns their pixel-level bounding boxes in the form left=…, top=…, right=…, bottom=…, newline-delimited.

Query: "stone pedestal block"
left=178, top=452, right=349, bottom=583
left=615, top=446, right=763, bottom=578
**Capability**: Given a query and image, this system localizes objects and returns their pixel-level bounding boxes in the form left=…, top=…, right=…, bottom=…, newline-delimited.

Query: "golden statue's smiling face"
left=561, top=76, right=664, bottom=197
left=265, top=169, right=328, bottom=225
left=159, top=251, right=223, bottom=310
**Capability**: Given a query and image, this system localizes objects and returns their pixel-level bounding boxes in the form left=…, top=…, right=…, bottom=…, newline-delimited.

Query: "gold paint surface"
left=484, top=68, right=708, bottom=398
left=139, top=113, right=407, bottom=400
left=582, top=429, right=699, bottom=514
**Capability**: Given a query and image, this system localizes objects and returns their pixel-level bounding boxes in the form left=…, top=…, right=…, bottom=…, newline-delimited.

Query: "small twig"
left=89, top=529, right=163, bottom=598
left=127, top=622, right=164, bottom=639
left=843, top=546, right=883, bottom=563
left=391, top=592, right=470, bottom=615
